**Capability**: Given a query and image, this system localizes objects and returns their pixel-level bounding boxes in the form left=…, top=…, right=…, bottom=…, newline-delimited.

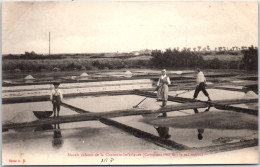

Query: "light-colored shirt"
left=157, top=75, right=171, bottom=86
left=50, top=88, right=63, bottom=101
left=197, top=71, right=206, bottom=85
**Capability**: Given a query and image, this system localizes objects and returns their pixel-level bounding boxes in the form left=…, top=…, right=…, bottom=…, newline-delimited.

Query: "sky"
left=2, top=1, right=258, bottom=54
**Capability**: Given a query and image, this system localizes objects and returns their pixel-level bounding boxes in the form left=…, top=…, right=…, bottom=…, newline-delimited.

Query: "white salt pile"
left=10, top=111, right=37, bottom=123
left=71, top=76, right=77, bottom=79
left=3, top=80, right=12, bottom=84
left=24, top=75, right=35, bottom=80
left=243, top=91, right=258, bottom=99
left=14, top=68, right=21, bottom=72
left=175, top=71, right=183, bottom=75
left=125, top=71, right=132, bottom=75
left=124, top=71, right=133, bottom=78
left=80, top=72, right=89, bottom=77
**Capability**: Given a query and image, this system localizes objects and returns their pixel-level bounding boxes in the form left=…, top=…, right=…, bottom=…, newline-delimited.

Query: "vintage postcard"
left=2, top=1, right=258, bottom=165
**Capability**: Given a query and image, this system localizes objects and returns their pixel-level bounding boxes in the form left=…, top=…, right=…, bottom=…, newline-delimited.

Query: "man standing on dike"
left=157, top=69, right=171, bottom=107
left=50, top=82, right=63, bottom=117
left=193, top=68, right=211, bottom=101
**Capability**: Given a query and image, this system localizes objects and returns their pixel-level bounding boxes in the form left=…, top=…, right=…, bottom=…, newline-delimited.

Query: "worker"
left=193, top=68, right=211, bottom=101
left=50, top=82, right=63, bottom=117
left=157, top=69, right=171, bottom=107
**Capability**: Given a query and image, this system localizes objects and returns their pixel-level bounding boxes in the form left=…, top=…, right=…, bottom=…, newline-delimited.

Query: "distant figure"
left=52, top=124, right=63, bottom=149
left=154, top=113, right=171, bottom=139
left=50, top=82, right=63, bottom=117
left=193, top=68, right=211, bottom=101
left=157, top=69, right=171, bottom=107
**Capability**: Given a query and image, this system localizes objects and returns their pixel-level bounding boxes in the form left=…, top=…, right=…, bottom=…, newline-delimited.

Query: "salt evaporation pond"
left=2, top=79, right=154, bottom=98
left=2, top=89, right=258, bottom=165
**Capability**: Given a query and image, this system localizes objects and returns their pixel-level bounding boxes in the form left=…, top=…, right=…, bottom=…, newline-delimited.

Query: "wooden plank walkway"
left=133, top=89, right=259, bottom=105
left=133, top=89, right=258, bottom=115
left=2, top=90, right=133, bottom=104
left=133, top=89, right=197, bottom=103
left=61, top=103, right=91, bottom=114
left=3, top=98, right=257, bottom=130
left=139, top=80, right=257, bottom=92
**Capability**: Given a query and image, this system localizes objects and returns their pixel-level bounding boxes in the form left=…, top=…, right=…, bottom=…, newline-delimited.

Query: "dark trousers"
left=193, top=82, right=209, bottom=98
left=52, top=96, right=61, bottom=112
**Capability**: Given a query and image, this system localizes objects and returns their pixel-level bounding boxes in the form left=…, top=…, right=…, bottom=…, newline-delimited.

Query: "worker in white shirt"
left=50, top=82, right=63, bottom=117
left=193, top=68, right=211, bottom=101
left=157, top=69, right=171, bottom=107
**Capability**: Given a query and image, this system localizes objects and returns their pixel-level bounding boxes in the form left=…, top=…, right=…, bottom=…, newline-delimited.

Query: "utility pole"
left=49, top=32, right=50, bottom=56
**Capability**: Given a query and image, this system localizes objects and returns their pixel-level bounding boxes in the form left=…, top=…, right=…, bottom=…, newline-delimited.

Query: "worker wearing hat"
left=157, top=69, right=171, bottom=107
left=50, top=82, right=63, bottom=117
left=193, top=68, right=211, bottom=101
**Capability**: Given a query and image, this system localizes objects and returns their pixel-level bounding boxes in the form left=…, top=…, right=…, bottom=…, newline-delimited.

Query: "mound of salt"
left=14, top=68, right=21, bottom=72
left=3, top=80, right=13, bottom=84
left=53, top=67, right=61, bottom=71
left=10, top=111, right=37, bottom=123
left=71, top=76, right=77, bottom=79
left=175, top=71, right=183, bottom=75
left=125, top=71, right=132, bottom=75
left=24, top=75, right=35, bottom=80
left=80, top=72, right=89, bottom=77
left=243, top=91, right=258, bottom=99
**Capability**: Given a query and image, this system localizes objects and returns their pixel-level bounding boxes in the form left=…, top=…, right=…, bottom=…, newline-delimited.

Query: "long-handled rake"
left=174, top=89, right=193, bottom=97
left=133, top=87, right=160, bottom=108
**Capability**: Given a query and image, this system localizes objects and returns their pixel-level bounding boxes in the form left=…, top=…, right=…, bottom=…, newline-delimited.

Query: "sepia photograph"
left=2, top=1, right=258, bottom=165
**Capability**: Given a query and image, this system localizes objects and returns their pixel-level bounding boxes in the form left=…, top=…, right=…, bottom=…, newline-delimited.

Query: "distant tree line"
left=3, top=51, right=63, bottom=60
left=2, top=46, right=258, bottom=72
left=241, top=45, right=258, bottom=70
left=151, top=49, right=203, bottom=68
left=199, top=51, right=239, bottom=56
left=151, top=46, right=258, bottom=70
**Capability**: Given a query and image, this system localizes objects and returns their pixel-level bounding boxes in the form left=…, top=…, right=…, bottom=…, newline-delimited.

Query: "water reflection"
left=153, top=107, right=211, bottom=140
left=193, top=106, right=211, bottom=140
left=34, top=124, right=53, bottom=131
left=154, top=113, right=171, bottom=139
left=52, top=124, right=63, bottom=149
left=197, top=129, right=204, bottom=140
